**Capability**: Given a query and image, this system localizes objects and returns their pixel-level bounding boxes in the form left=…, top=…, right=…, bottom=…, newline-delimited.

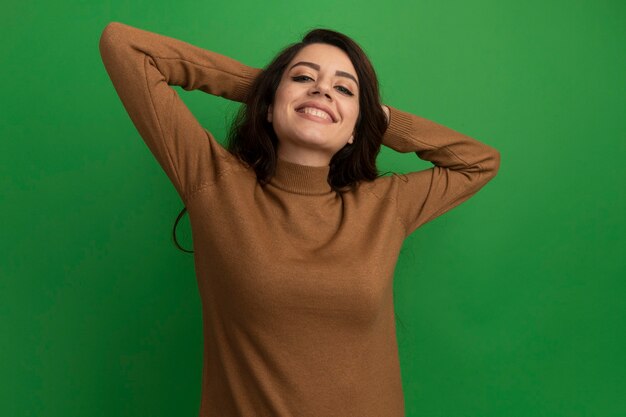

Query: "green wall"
left=2, top=0, right=624, bottom=416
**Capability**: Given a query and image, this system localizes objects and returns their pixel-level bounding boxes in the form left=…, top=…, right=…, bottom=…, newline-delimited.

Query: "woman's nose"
left=310, top=82, right=332, bottom=100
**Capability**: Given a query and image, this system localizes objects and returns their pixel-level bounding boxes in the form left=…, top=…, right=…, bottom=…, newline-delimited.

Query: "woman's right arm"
left=98, top=22, right=261, bottom=203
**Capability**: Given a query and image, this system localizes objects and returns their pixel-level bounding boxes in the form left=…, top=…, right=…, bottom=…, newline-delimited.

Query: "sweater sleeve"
left=98, top=21, right=261, bottom=203
left=382, top=105, right=501, bottom=237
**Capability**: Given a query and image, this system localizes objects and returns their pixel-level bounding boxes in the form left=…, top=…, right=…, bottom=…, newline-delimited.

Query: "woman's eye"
left=336, top=86, right=354, bottom=96
left=292, top=75, right=354, bottom=96
left=292, top=75, right=313, bottom=82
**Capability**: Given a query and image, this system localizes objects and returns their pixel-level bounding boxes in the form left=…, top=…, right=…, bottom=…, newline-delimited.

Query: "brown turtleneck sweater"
left=99, top=22, right=500, bottom=417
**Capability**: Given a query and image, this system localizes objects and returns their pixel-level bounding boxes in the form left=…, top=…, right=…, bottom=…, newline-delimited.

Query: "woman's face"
left=268, top=43, right=360, bottom=166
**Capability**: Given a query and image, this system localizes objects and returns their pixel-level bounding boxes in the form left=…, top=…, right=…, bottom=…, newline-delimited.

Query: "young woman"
left=99, top=21, right=500, bottom=417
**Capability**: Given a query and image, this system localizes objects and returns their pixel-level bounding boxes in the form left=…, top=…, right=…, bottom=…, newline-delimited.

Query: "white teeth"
left=299, top=107, right=332, bottom=121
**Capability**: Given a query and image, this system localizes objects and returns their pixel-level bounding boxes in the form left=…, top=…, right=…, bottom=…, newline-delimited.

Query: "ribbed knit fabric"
left=99, top=22, right=501, bottom=417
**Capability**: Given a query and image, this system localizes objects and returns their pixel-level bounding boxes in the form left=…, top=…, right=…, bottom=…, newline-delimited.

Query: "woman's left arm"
left=380, top=104, right=501, bottom=237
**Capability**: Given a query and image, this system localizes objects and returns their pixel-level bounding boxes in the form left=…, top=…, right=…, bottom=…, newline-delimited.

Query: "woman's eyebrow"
left=289, top=61, right=359, bottom=86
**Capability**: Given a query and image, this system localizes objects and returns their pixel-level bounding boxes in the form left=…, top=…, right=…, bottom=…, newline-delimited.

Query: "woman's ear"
left=267, top=105, right=273, bottom=123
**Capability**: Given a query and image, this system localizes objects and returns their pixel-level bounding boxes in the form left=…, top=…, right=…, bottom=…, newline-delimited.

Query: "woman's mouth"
left=295, top=107, right=335, bottom=123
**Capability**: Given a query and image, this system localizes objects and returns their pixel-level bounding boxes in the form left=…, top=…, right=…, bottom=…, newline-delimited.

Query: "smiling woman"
left=99, top=21, right=500, bottom=417
left=268, top=43, right=361, bottom=166
left=227, top=28, right=389, bottom=191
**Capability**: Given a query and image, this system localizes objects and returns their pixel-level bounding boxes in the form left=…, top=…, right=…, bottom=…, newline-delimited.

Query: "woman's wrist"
left=381, top=104, right=390, bottom=125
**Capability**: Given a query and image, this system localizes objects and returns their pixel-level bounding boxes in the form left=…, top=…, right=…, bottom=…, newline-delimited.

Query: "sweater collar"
left=270, top=157, right=333, bottom=195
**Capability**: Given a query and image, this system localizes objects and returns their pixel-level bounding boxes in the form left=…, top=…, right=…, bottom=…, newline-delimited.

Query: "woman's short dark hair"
left=172, top=28, right=388, bottom=253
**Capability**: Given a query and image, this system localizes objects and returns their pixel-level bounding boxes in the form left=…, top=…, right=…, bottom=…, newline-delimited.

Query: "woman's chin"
left=286, top=132, right=331, bottom=148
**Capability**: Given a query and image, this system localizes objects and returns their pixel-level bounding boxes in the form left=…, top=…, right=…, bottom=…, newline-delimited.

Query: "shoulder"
left=351, top=173, right=405, bottom=202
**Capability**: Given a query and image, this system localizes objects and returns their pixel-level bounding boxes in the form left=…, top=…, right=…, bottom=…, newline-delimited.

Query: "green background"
left=2, top=0, right=624, bottom=416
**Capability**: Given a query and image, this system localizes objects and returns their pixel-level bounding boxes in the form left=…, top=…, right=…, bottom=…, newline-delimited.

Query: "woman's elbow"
left=483, top=147, right=501, bottom=180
